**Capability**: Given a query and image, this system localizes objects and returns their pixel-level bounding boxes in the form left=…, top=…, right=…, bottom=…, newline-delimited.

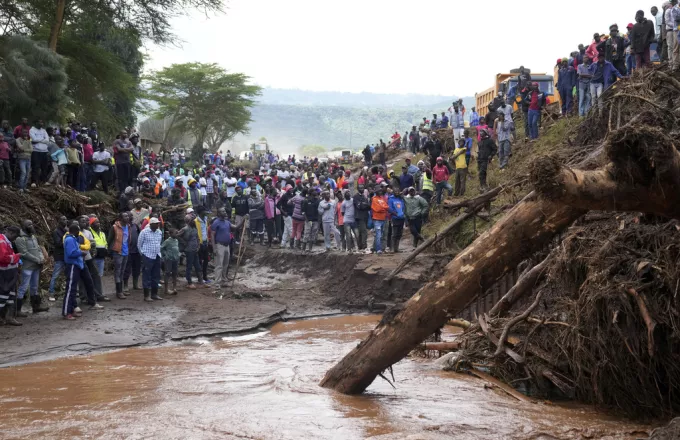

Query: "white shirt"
left=29, top=127, right=49, bottom=152
left=654, top=12, right=663, bottom=38
left=92, top=151, right=111, bottom=173
left=225, top=177, right=237, bottom=197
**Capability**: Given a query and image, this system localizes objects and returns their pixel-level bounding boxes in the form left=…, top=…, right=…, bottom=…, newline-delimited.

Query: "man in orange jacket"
left=370, top=186, right=389, bottom=254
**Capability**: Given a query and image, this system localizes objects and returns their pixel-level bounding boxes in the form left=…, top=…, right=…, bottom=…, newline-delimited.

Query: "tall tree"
left=144, top=62, right=261, bottom=157
left=0, top=35, right=68, bottom=122
left=0, top=0, right=224, bottom=51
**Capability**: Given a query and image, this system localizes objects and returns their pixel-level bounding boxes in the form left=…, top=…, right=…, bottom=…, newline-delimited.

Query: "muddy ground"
left=1, top=242, right=441, bottom=367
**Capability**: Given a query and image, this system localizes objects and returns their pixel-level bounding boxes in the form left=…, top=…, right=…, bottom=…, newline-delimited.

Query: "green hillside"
left=239, top=98, right=476, bottom=153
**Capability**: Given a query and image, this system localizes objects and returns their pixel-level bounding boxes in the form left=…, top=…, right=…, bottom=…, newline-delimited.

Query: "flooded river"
left=1, top=315, right=650, bottom=439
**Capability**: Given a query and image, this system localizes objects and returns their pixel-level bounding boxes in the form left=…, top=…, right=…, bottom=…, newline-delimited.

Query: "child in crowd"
left=161, top=228, right=180, bottom=295
left=49, top=137, right=68, bottom=187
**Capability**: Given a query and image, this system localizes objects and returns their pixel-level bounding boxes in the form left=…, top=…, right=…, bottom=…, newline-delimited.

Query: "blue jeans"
left=93, top=258, right=105, bottom=278
left=185, top=250, right=202, bottom=284
left=18, top=268, right=40, bottom=299
left=589, top=83, right=604, bottom=112
left=558, top=87, right=572, bottom=115
left=18, top=159, right=30, bottom=189
left=435, top=181, right=453, bottom=204
left=528, top=109, right=540, bottom=139
left=578, top=82, right=591, bottom=116
left=49, top=260, right=66, bottom=295
left=142, top=255, right=161, bottom=289
left=374, top=220, right=385, bottom=252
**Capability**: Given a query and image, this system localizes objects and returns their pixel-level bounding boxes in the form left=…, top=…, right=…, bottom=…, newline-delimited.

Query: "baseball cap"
left=149, top=217, right=160, bottom=224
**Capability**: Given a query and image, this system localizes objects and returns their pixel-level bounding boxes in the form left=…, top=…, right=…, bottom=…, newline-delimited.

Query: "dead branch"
left=489, top=251, right=554, bottom=317
left=626, top=287, right=657, bottom=357
left=494, top=291, right=544, bottom=357
left=418, top=341, right=460, bottom=351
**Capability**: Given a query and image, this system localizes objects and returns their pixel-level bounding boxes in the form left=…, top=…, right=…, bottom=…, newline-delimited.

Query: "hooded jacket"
left=248, top=195, right=265, bottom=220
left=318, top=199, right=336, bottom=223
left=288, top=193, right=306, bottom=221
left=388, top=195, right=406, bottom=220
left=353, top=192, right=371, bottom=221
left=302, top=197, right=320, bottom=222
left=0, top=234, right=20, bottom=270
left=15, top=231, right=44, bottom=270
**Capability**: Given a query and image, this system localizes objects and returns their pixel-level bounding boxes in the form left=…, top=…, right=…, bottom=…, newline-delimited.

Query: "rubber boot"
left=260, top=234, right=265, bottom=246
left=289, top=238, right=294, bottom=249
left=393, top=240, right=400, bottom=253
left=0, top=306, right=6, bottom=325
left=116, top=282, right=126, bottom=299
left=132, top=276, right=141, bottom=291
left=143, top=288, right=153, bottom=302
left=163, top=276, right=169, bottom=297
left=31, top=296, right=49, bottom=313
left=4, top=305, right=22, bottom=326
left=172, top=279, right=178, bottom=295
left=307, top=241, right=313, bottom=253
left=123, top=280, right=130, bottom=293
left=151, top=287, right=163, bottom=301
left=296, top=240, right=302, bottom=250
left=15, top=299, right=28, bottom=318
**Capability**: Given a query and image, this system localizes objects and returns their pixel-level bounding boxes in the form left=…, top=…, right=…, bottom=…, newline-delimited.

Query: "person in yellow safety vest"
left=186, top=178, right=203, bottom=208
left=418, top=165, right=434, bottom=223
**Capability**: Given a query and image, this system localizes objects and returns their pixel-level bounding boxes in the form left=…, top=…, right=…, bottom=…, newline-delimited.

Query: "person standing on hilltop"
left=629, top=10, right=656, bottom=69
left=477, top=129, right=497, bottom=192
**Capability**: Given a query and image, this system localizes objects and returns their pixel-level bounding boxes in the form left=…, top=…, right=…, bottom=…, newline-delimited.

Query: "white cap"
left=148, top=217, right=160, bottom=224
left=186, top=208, right=194, bottom=214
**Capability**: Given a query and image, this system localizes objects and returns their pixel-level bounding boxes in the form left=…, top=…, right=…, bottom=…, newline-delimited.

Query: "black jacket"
left=598, top=36, right=627, bottom=61
left=630, top=19, right=655, bottom=53
left=302, top=198, right=320, bottom=221
left=277, top=192, right=294, bottom=216
left=118, top=194, right=130, bottom=213
left=52, top=227, right=66, bottom=260
left=353, top=193, right=371, bottom=220
left=232, top=194, right=250, bottom=216
left=477, top=138, right=498, bottom=161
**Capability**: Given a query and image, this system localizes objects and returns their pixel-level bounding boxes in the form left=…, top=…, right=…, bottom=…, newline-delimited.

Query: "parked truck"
left=475, top=68, right=556, bottom=117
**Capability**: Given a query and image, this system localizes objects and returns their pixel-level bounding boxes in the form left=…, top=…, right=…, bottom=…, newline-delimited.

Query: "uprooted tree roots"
left=454, top=213, right=680, bottom=417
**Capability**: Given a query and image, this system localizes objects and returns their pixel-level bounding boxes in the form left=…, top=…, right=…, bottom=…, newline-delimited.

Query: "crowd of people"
left=1, top=4, right=672, bottom=324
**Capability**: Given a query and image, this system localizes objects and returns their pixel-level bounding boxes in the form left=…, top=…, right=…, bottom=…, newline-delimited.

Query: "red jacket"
left=432, top=164, right=450, bottom=183
left=0, top=234, right=20, bottom=269
left=585, top=41, right=600, bottom=62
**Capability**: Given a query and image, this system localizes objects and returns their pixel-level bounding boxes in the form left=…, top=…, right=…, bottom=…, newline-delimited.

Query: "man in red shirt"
left=13, top=117, right=30, bottom=140
left=0, top=225, right=22, bottom=326
left=526, top=83, right=544, bottom=140
left=432, top=156, right=452, bottom=205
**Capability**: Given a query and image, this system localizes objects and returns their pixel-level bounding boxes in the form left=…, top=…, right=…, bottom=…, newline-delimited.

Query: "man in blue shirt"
left=387, top=190, right=406, bottom=253
left=211, top=207, right=233, bottom=291
left=588, top=57, right=623, bottom=114
left=62, top=224, right=85, bottom=320
left=399, top=166, right=415, bottom=191
left=469, top=107, right=480, bottom=127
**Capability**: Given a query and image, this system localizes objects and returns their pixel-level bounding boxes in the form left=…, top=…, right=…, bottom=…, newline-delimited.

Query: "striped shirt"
left=137, top=227, right=163, bottom=259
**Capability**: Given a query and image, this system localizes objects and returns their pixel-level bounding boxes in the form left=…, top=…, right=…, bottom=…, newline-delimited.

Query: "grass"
left=423, top=116, right=575, bottom=253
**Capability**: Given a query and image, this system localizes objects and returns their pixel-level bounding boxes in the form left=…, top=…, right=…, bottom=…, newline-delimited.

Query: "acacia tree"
left=145, top=62, right=261, bottom=157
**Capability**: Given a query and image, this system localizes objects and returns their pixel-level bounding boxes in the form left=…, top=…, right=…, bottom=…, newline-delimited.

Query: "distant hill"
left=232, top=89, right=476, bottom=154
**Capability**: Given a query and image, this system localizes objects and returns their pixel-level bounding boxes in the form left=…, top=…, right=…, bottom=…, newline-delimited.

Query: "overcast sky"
left=146, top=0, right=662, bottom=97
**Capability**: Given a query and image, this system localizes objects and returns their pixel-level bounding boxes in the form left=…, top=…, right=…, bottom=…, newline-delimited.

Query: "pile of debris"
left=0, top=187, right=117, bottom=252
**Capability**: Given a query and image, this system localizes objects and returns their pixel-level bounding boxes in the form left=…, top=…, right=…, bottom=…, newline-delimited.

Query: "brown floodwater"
left=1, top=315, right=651, bottom=439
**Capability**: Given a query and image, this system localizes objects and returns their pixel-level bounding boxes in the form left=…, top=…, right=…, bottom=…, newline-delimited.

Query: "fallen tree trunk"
left=320, top=192, right=585, bottom=394
left=531, top=125, right=680, bottom=220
